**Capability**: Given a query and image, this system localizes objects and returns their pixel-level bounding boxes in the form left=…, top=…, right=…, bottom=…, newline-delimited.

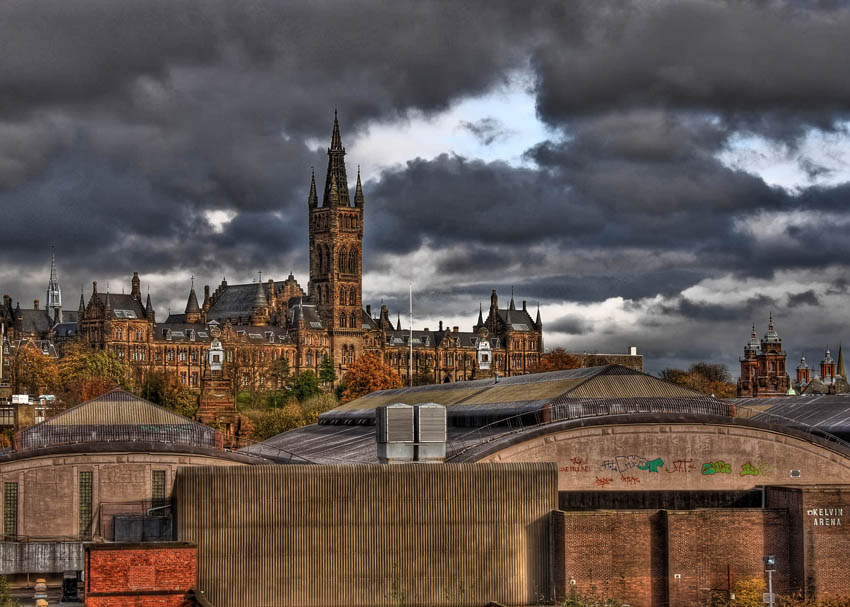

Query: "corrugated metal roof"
left=324, top=365, right=709, bottom=422
left=731, top=395, right=850, bottom=436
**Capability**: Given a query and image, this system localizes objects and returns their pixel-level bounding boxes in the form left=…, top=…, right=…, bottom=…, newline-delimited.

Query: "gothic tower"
left=46, top=247, right=62, bottom=323
left=308, top=112, right=365, bottom=367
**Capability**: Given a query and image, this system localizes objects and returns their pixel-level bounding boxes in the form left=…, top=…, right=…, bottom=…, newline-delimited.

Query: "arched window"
left=340, top=313, right=347, bottom=328
left=349, top=287, right=356, bottom=306
left=306, top=350, right=313, bottom=366
left=338, top=247, right=347, bottom=272
left=350, top=312, right=357, bottom=328
left=348, top=250, right=357, bottom=274
left=339, top=287, right=346, bottom=305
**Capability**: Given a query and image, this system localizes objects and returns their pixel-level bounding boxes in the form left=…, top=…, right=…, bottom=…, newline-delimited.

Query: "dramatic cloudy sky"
left=2, top=0, right=849, bottom=375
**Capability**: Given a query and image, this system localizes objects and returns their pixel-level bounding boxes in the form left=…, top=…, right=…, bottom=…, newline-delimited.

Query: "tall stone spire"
left=476, top=302, right=484, bottom=329
left=250, top=275, right=269, bottom=326
left=353, top=166, right=365, bottom=208
left=308, top=167, right=318, bottom=208
left=838, top=344, right=845, bottom=378
left=323, top=110, right=350, bottom=207
left=78, top=290, right=86, bottom=321
left=535, top=303, right=542, bottom=330
left=46, top=247, right=62, bottom=323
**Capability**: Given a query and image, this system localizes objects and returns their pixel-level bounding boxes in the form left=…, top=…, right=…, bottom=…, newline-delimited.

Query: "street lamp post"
left=764, top=555, right=776, bottom=607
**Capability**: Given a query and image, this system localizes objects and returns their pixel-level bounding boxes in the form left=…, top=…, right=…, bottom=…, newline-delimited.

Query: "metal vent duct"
left=376, top=403, right=414, bottom=463
left=414, top=403, right=446, bottom=463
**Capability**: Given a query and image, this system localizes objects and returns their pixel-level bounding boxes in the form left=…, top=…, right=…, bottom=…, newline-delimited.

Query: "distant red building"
left=736, top=314, right=789, bottom=398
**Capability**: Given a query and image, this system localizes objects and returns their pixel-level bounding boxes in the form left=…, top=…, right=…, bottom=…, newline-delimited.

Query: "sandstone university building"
left=0, top=365, right=849, bottom=606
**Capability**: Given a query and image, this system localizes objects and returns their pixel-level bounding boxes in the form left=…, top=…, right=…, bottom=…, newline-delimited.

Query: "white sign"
left=807, top=507, right=843, bottom=526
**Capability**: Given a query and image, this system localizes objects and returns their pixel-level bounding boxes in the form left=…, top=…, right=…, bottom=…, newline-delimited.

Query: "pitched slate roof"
left=17, top=309, right=52, bottom=334
left=93, top=293, right=146, bottom=318
left=497, top=307, right=537, bottom=331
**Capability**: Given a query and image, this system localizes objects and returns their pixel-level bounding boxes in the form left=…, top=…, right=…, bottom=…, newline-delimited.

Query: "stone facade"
left=33, top=113, right=543, bottom=394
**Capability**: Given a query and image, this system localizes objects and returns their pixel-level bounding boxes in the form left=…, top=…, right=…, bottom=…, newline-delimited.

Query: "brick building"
left=4, top=113, right=542, bottom=399
left=736, top=314, right=790, bottom=397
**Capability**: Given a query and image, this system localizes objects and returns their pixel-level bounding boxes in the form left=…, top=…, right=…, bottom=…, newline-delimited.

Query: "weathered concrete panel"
left=175, top=463, right=557, bottom=607
left=477, top=422, right=850, bottom=490
left=0, top=541, right=83, bottom=574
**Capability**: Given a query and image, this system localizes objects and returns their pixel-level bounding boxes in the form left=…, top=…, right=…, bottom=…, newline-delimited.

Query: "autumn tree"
left=10, top=340, right=59, bottom=395
left=340, top=352, right=402, bottom=402
left=57, top=342, right=135, bottom=405
left=658, top=362, right=736, bottom=398
left=137, top=369, right=199, bottom=418
left=533, top=347, right=581, bottom=373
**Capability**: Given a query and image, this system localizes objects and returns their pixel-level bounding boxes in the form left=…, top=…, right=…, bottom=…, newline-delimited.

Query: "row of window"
left=3, top=470, right=167, bottom=540
left=314, top=244, right=359, bottom=275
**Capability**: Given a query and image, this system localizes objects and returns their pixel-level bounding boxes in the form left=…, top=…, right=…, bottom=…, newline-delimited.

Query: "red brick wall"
left=799, top=488, right=850, bottom=598
left=666, top=509, right=790, bottom=607
left=85, top=543, right=196, bottom=607
left=553, top=510, right=665, bottom=607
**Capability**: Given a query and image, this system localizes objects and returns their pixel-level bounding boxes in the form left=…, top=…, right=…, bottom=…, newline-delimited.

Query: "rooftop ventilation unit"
left=414, top=403, right=446, bottom=463
left=376, top=403, right=414, bottom=464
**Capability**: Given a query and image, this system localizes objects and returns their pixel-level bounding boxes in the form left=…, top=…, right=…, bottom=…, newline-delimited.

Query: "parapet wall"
left=175, top=463, right=558, bottom=607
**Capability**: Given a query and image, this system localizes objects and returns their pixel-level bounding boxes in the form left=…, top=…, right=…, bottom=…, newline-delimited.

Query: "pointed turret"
left=475, top=302, right=484, bottom=330
left=396, top=313, right=401, bottom=332
left=184, top=279, right=201, bottom=324
left=535, top=303, right=542, bottom=330
left=308, top=167, right=318, bottom=208
left=764, top=312, right=780, bottom=342
left=509, top=287, right=516, bottom=311
left=145, top=290, right=156, bottom=323
left=104, top=285, right=113, bottom=318
left=250, top=276, right=269, bottom=326
left=354, top=166, right=365, bottom=208
left=838, top=344, right=846, bottom=378
left=78, top=291, right=86, bottom=321
left=744, top=323, right=760, bottom=355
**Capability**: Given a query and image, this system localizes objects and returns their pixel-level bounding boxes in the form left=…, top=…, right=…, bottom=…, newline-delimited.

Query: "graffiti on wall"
left=600, top=455, right=665, bottom=474
left=701, top=461, right=732, bottom=475
left=559, top=457, right=591, bottom=473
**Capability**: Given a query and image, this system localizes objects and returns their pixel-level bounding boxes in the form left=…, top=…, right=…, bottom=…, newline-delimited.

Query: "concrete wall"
left=478, top=422, right=850, bottom=491
left=0, top=449, right=247, bottom=546
left=0, top=541, right=83, bottom=574
left=175, top=463, right=558, bottom=607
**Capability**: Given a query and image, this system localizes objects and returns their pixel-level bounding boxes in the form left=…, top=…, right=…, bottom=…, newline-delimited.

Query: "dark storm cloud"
left=548, top=316, right=593, bottom=336
left=2, top=0, right=850, bottom=372
left=531, top=1, right=850, bottom=136
left=787, top=290, right=820, bottom=308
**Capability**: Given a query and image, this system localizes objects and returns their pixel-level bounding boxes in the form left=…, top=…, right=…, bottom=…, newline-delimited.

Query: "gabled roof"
left=19, top=388, right=220, bottom=452
left=39, top=389, right=199, bottom=426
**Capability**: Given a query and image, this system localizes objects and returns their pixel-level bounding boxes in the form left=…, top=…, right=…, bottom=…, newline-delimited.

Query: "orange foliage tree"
left=533, top=347, right=581, bottom=373
left=340, top=352, right=402, bottom=402
left=10, top=340, right=59, bottom=394
left=56, top=342, right=135, bottom=406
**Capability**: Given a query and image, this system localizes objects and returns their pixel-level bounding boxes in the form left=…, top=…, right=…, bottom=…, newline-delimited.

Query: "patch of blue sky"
left=305, top=69, right=555, bottom=181
left=717, top=120, right=850, bottom=192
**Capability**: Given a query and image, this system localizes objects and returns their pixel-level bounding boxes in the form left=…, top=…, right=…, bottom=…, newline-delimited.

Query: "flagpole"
left=409, top=282, right=413, bottom=387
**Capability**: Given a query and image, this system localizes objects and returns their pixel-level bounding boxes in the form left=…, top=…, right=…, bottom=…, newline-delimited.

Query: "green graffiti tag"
left=740, top=462, right=760, bottom=477
left=701, top=460, right=732, bottom=475
left=636, top=457, right=664, bottom=473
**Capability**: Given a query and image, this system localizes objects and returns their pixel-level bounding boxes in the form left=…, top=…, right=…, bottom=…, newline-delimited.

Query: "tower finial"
left=308, top=167, right=318, bottom=208
left=354, top=165, right=365, bottom=208
left=330, top=109, right=343, bottom=151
